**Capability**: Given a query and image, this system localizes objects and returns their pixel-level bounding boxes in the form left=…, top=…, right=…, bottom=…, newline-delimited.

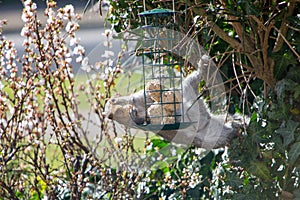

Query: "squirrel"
left=105, top=55, right=247, bottom=149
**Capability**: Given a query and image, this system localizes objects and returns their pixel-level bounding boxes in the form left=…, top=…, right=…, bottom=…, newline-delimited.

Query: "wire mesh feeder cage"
left=136, top=8, right=192, bottom=131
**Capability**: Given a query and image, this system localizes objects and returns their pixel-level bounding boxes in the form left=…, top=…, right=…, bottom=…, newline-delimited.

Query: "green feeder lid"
left=139, top=8, right=175, bottom=17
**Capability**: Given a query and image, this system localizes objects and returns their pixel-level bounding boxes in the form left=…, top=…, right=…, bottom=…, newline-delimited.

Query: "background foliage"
left=0, top=0, right=299, bottom=199
left=108, top=1, right=300, bottom=199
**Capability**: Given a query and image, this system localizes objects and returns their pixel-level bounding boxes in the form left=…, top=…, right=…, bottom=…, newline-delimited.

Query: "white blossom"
left=65, top=53, right=72, bottom=63
left=73, top=45, right=85, bottom=55
left=37, top=62, right=44, bottom=69
left=70, top=37, right=79, bottom=46
left=65, top=21, right=75, bottom=32
left=66, top=57, right=72, bottom=63
left=47, top=16, right=55, bottom=24
left=23, top=0, right=31, bottom=6
left=91, top=74, right=97, bottom=80
left=46, top=8, right=55, bottom=18
left=137, top=181, right=150, bottom=197
left=102, top=50, right=114, bottom=58
left=6, top=64, right=12, bottom=70
left=81, top=57, right=91, bottom=72
left=0, top=118, right=7, bottom=129
left=69, top=72, right=74, bottom=79
left=27, top=121, right=33, bottom=130
left=104, top=59, right=114, bottom=68
left=81, top=65, right=91, bottom=73
left=57, top=11, right=63, bottom=19
left=31, top=3, right=37, bottom=10
left=146, top=142, right=153, bottom=151
left=20, top=26, right=30, bottom=37
left=21, top=1, right=37, bottom=23
left=76, top=56, right=83, bottom=63
left=5, top=49, right=17, bottom=59
left=94, top=62, right=103, bottom=70
left=102, top=29, right=112, bottom=37
left=42, top=39, right=49, bottom=51
left=171, top=148, right=176, bottom=156
left=82, top=57, right=89, bottom=66
left=8, top=104, right=15, bottom=115
left=104, top=41, right=112, bottom=48
left=114, top=137, right=122, bottom=145
left=63, top=5, right=75, bottom=19
left=10, top=72, right=16, bottom=78
left=64, top=5, right=74, bottom=14
left=21, top=13, right=29, bottom=23
left=39, top=78, right=45, bottom=86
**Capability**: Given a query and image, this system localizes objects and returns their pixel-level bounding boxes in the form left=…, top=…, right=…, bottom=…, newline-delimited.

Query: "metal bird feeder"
left=137, top=8, right=191, bottom=131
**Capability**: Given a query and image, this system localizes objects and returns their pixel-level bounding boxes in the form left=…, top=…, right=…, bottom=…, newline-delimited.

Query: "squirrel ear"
left=198, top=55, right=210, bottom=68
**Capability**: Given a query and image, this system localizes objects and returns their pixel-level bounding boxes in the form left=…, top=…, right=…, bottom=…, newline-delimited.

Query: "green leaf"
left=273, top=52, right=297, bottom=80
left=15, top=191, right=25, bottom=198
left=237, top=0, right=259, bottom=16
left=199, top=151, right=214, bottom=177
left=249, top=121, right=268, bottom=143
left=234, top=193, right=259, bottom=200
left=275, top=120, right=299, bottom=147
left=269, top=101, right=291, bottom=121
left=151, top=138, right=169, bottom=149
left=249, top=161, right=272, bottom=182
left=30, top=194, right=38, bottom=200
left=292, top=85, right=300, bottom=99
left=288, top=141, right=300, bottom=166
left=250, top=111, right=257, bottom=122
left=151, top=160, right=169, bottom=172
left=225, top=172, right=244, bottom=189
left=286, top=66, right=300, bottom=84
left=275, top=79, right=298, bottom=100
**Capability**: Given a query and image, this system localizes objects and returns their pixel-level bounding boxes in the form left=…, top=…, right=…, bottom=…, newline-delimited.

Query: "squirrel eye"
left=131, top=96, right=135, bottom=103
left=107, top=112, right=113, bottom=119
left=130, top=107, right=137, bottom=116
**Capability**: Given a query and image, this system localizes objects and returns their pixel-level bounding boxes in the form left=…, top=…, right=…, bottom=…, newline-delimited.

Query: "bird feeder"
left=137, top=8, right=191, bottom=130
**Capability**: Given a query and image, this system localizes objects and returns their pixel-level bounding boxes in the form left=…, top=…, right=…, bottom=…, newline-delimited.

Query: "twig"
left=208, top=21, right=244, bottom=52
left=238, top=58, right=257, bottom=99
left=273, top=0, right=296, bottom=52
left=273, top=26, right=300, bottom=62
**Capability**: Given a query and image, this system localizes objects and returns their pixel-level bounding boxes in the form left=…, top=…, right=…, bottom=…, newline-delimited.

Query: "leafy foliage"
left=107, top=0, right=300, bottom=198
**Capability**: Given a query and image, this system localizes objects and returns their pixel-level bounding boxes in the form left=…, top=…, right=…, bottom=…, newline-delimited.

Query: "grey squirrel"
left=105, top=55, right=247, bottom=149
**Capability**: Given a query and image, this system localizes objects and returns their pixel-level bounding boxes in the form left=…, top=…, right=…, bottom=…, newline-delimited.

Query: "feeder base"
left=137, top=122, right=195, bottom=131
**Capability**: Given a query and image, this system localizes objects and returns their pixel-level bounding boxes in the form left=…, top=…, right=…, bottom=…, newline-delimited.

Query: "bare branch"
left=273, top=26, right=300, bottom=62
left=208, top=21, right=244, bottom=52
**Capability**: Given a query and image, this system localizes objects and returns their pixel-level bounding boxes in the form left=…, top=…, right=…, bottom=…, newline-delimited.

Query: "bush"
left=0, top=0, right=299, bottom=199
